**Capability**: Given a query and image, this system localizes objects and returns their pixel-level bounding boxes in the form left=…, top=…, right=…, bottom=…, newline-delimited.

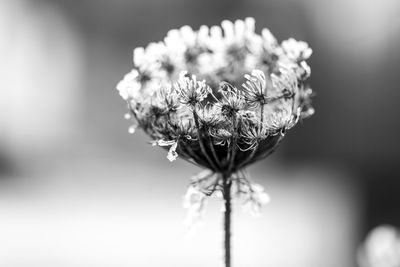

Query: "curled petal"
left=152, top=139, right=179, bottom=162
left=153, top=139, right=176, bottom=146
left=167, top=142, right=179, bottom=162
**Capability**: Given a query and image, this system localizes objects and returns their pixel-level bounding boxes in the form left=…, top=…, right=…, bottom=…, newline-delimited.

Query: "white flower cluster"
left=117, top=18, right=314, bottom=224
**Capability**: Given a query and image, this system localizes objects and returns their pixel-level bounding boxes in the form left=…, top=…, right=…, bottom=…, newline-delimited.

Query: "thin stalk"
left=237, top=101, right=264, bottom=169
left=193, top=109, right=219, bottom=171
left=208, top=135, right=222, bottom=166
left=222, top=173, right=232, bottom=267
left=260, top=102, right=264, bottom=125
left=227, top=115, right=238, bottom=173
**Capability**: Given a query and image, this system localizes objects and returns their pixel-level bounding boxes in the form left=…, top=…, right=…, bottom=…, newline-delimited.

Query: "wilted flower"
left=242, top=69, right=269, bottom=108
left=176, top=71, right=211, bottom=107
left=117, top=17, right=314, bottom=238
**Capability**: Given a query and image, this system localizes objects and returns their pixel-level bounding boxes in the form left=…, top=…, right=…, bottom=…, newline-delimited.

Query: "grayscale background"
left=0, top=0, right=399, bottom=266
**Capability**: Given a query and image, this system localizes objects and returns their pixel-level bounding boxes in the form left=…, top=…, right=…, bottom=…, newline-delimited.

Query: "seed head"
left=116, top=18, right=315, bottom=220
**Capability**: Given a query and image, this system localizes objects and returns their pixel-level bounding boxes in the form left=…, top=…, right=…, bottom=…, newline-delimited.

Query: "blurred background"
left=0, top=0, right=399, bottom=266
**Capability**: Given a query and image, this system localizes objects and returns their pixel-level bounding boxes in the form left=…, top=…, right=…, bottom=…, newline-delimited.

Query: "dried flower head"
left=116, top=17, right=314, bottom=224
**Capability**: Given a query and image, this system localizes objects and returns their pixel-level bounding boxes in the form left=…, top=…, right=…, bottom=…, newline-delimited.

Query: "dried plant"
left=116, top=17, right=314, bottom=267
